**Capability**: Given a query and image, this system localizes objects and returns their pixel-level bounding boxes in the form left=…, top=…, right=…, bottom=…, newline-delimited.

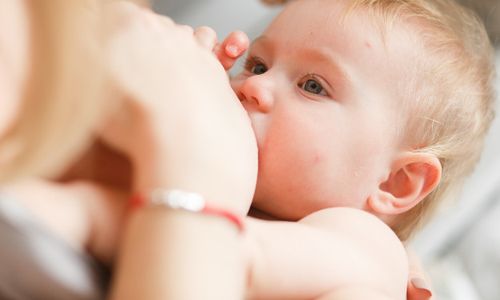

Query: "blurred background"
left=151, top=1, right=500, bottom=299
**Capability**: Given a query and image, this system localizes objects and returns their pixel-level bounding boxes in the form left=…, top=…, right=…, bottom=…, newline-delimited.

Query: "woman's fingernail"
left=411, top=278, right=432, bottom=296
left=226, top=45, right=240, bottom=57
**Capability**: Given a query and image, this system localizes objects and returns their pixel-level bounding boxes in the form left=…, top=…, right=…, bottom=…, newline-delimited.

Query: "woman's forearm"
left=110, top=207, right=247, bottom=300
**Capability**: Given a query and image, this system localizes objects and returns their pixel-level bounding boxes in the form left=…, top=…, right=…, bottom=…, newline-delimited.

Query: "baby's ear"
left=368, top=152, right=441, bottom=215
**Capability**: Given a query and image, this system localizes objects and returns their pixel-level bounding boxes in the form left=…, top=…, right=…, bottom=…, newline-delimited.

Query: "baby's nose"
left=236, top=76, right=274, bottom=113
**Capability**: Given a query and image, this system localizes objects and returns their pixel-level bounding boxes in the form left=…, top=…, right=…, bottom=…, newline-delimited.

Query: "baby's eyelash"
left=298, top=73, right=334, bottom=98
left=244, top=56, right=265, bottom=71
left=244, top=57, right=254, bottom=71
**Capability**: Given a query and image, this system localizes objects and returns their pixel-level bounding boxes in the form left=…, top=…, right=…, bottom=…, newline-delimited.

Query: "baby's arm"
left=244, top=207, right=408, bottom=300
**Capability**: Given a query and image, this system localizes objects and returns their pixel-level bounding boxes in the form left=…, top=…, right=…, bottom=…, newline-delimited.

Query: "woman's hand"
left=407, top=249, right=433, bottom=300
left=102, top=3, right=257, bottom=215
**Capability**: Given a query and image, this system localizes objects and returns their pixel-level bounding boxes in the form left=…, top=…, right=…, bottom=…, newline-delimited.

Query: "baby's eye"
left=245, top=57, right=268, bottom=75
left=252, top=63, right=268, bottom=75
left=299, top=78, right=328, bottom=96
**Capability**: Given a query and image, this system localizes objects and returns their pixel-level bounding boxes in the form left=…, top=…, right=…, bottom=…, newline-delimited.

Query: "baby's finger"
left=220, top=30, right=249, bottom=58
left=216, top=31, right=249, bottom=70
left=194, top=26, right=218, bottom=51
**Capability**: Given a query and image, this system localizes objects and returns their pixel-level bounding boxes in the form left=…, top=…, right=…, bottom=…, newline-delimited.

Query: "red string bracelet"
left=129, top=189, right=244, bottom=232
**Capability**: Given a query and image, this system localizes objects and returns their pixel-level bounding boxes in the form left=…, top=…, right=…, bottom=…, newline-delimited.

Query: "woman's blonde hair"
left=0, top=1, right=108, bottom=182
left=345, top=0, right=496, bottom=240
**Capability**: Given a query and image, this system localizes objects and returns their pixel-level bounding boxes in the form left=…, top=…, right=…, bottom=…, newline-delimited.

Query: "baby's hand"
left=215, top=31, right=249, bottom=70
left=193, top=26, right=249, bottom=71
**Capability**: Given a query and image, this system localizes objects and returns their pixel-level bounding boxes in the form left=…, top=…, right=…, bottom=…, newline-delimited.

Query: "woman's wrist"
left=130, top=189, right=245, bottom=233
left=112, top=205, right=247, bottom=300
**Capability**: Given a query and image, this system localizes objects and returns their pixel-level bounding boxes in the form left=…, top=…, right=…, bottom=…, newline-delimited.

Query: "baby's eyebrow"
left=249, top=35, right=270, bottom=49
left=304, top=47, right=352, bottom=88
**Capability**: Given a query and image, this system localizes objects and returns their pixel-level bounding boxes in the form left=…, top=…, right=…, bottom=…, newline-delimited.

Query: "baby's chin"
left=249, top=197, right=307, bottom=221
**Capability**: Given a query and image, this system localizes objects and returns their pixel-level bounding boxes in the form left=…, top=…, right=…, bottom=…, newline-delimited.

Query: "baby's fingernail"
left=226, top=45, right=240, bottom=57
left=411, top=278, right=432, bottom=296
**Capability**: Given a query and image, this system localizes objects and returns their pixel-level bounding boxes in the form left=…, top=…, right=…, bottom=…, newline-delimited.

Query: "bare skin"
left=1, top=2, right=433, bottom=299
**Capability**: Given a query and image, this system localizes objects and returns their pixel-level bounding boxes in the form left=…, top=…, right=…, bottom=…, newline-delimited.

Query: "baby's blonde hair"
left=345, top=0, right=496, bottom=240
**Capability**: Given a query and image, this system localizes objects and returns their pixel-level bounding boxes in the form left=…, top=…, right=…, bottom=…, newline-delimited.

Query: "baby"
left=2, top=0, right=495, bottom=299
left=224, top=0, right=495, bottom=298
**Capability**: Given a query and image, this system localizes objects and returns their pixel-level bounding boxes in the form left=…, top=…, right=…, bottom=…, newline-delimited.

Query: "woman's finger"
left=406, top=248, right=433, bottom=300
left=407, top=277, right=433, bottom=300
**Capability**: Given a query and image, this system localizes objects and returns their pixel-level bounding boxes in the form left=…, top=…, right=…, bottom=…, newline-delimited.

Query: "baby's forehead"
left=258, top=0, right=425, bottom=116
left=267, top=0, right=419, bottom=51
left=261, top=0, right=423, bottom=74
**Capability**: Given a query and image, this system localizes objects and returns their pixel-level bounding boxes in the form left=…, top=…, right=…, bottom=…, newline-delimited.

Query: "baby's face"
left=231, top=0, right=416, bottom=220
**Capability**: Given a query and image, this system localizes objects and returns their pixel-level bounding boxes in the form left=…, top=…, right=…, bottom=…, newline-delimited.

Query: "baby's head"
left=233, top=0, right=495, bottom=240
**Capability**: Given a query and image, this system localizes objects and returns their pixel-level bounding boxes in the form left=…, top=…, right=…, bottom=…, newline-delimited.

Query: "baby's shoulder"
left=299, top=207, right=408, bottom=297
left=300, top=207, right=399, bottom=239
